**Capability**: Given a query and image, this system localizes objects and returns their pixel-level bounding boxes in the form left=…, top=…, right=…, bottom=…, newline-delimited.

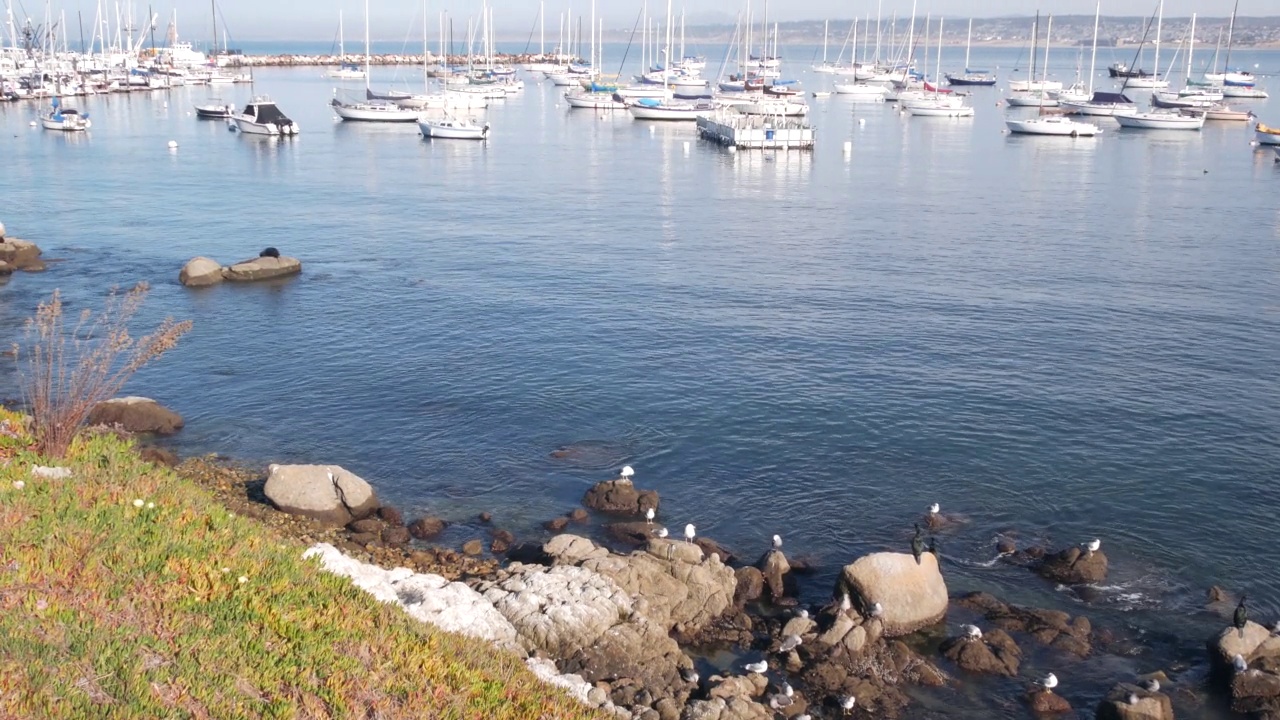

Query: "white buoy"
left=727, top=145, right=737, bottom=153
left=858, top=118, right=866, bottom=127
left=683, top=141, right=690, bottom=155
left=167, top=140, right=178, bottom=149
left=650, top=125, right=656, bottom=135
left=842, top=141, right=852, bottom=153
left=29, top=120, right=36, bottom=127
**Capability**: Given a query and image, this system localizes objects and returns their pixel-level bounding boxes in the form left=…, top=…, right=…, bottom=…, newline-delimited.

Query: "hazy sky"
left=46, top=0, right=1270, bottom=40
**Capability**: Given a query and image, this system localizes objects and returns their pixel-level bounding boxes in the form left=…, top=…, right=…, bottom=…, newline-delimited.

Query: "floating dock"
left=696, top=110, right=815, bottom=150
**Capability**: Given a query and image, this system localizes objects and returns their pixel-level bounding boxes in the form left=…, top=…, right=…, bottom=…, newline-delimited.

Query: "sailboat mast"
left=680, top=7, right=684, bottom=61
left=934, top=16, right=941, bottom=91
left=422, top=0, right=427, bottom=92
left=1042, top=13, right=1052, bottom=90
left=964, top=17, right=971, bottom=70
left=902, top=1, right=914, bottom=81
left=1223, top=0, right=1237, bottom=73
left=1186, top=13, right=1195, bottom=83
left=1153, top=0, right=1162, bottom=78
left=663, top=0, right=671, bottom=83
left=209, top=0, right=214, bottom=53
left=1088, top=0, right=1099, bottom=95
left=874, top=0, right=881, bottom=64
left=539, top=1, right=544, bottom=55
left=338, top=10, right=344, bottom=61
left=589, top=0, right=594, bottom=73
left=363, top=0, right=369, bottom=88
left=1030, top=12, right=1038, bottom=86
left=850, top=18, right=856, bottom=69
left=822, top=18, right=827, bottom=64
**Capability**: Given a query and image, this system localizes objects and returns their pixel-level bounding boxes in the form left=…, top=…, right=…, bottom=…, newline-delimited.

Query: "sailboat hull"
left=1006, top=117, right=1099, bottom=136
left=331, top=102, right=421, bottom=122
left=1112, top=111, right=1205, bottom=130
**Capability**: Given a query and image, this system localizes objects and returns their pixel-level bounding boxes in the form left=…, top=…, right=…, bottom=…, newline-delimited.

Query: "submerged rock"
left=1036, top=546, right=1109, bottom=585
left=956, top=592, right=1093, bottom=657
left=837, top=551, right=948, bottom=637
left=222, top=255, right=302, bottom=282
left=263, top=463, right=379, bottom=526
left=407, top=516, right=446, bottom=539
left=940, top=631, right=1021, bottom=677
left=0, top=238, right=43, bottom=270
left=1029, top=689, right=1073, bottom=714
left=88, top=396, right=184, bottom=435
left=179, top=256, right=224, bottom=287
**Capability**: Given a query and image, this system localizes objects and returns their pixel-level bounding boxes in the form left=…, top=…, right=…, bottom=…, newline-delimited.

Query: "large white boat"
left=905, top=95, right=975, bottom=117
left=230, top=97, right=300, bottom=135
left=1006, top=115, right=1099, bottom=136
left=564, top=90, right=627, bottom=109
left=1006, top=90, right=1059, bottom=108
left=40, top=98, right=90, bottom=131
left=418, top=115, right=490, bottom=140
left=1112, top=109, right=1205, bottom=130
left=330, top=97, right=420, bottom=122
left=1221, top=85, right=1269, bottom=99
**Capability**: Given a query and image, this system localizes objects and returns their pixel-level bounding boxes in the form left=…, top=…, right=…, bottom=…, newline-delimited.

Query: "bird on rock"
left=869, top=602, right=884, bottom=618
left=1234, top=654, right=1249, bottom=672
left=680, top=667, right=699, bottom=684
left=963, top=624, right=983, bottom=640
left=840, top=695, right=857, bottom=711
left=1235, top=596, right=1249, bottom=638
left=1142, top=678, right=1160, bottom=693
left=1085, top=538, right=1101, bottom=556
left=773, top=534, right=783, bottom=549
left=795, top=715, right=811, bottom=720
left=929, top=502, right=940, bottom=516
left=1271, top=620, right=1280, bottom=637
left=911, top=524, right=926, bottom=564
left=1041, top=672, right=1059, bottom=690
left=657, top=527, right=669, bottom=538
left=645, top=507, right=655, bottom=525
left=620, top=465, right=635, bottom=481
left=1127, top=693, right=1140, bottom=705
left=744, top=660, right=768, bottom=674
left=778, top=634, right=802, bottom=653
left=840, top=593, right=853, bottom=612
left=685, top=524, right=697, bottom=544
left=928, top=536, right=941, bottom=560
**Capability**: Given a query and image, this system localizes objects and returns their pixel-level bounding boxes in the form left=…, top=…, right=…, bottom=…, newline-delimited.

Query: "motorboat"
left=1112, top=109, right=1205, bottom=130
left=418, top=114, right=490, bottom=139
left=1006, top=115, right=1100, bottom=136
left=230, top=96, right=300, bottom=135
left=40, top=97, right=90, bottom=131
left=193, top=99, right=234, bottom=119
left=327, top=62, right=366, bottom=80
left=330, top=97, right=420, bottom=122
left=1255, top=121, right=1280, bottom=146
left=1108, top=61, right=1152, bottom=79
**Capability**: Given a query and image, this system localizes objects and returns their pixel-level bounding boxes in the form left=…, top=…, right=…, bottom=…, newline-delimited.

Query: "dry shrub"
left=16, top=283, right=191, bottom=458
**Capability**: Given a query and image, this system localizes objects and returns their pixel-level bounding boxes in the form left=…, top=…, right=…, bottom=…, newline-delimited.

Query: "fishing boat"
left=1255, top=122, right=1280, bottom=146
left=193, top=99, right=234, bottom=118
left=945, top=18, right=995, bottom=86
left=418, top=114, right=490, bottom=139
left=1107, top=62, right=1152, bottom=79
left=40, top=97, right=90, bottom=131
left=230, top=96, right=300, bottom=135
left=1112, top=109, right=1205, bottom=130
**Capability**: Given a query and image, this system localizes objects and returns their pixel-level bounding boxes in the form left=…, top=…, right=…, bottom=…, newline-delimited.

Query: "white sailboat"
left=327, top=11, right=366, bottom=79
left=1007, top=14, right=1060, bottom=106
left=1006, top=14, right=1099, bottom=137
left=331, top=0, right=420, bottom=121
left=418, top=112, right=490, bottom=139
left=905, top=18, right=974, bottom=117
left=1122, top=0, right=1170, bottom=89
left=1060, top=2, right=1134, bottom=116
left=41, top=97, right=91, bottom=131
left=1113, top=108, right=1205, bottom=129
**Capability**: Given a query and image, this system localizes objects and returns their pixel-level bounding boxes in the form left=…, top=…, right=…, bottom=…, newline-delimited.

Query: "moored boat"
left=626, top=98, right=713, bottom=121
left=230, top=96, right=300, bottom=135
left=418, top=114, right=490, bottom=139
left=193, top=99, right=234, bottom=118
left=1060, top=91, right=1134, bottom=116
left=330, top=97, right=420, bottom=122
left=40, top=97, right=90, bottom=131
left=1006, top=115, right=1100, bottom=136
left=1255, top=122, right=1280, bottom=145
left=1112, top=109, right=1205, bottom=130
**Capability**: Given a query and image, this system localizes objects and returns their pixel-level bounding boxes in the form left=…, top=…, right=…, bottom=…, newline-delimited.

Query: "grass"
left=0, top=410, right=607, bottom=720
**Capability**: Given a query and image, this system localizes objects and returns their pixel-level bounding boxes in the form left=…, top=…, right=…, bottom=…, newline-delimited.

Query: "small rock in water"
left=569, top=508, right=589, bottom=522
left=478, top=511, right=493, bottom=523
left=544, top=516, right=569, bottom=533
left=377, top=505, right=404, bottom=526
left=407, top=516, right=446, bottom=539
left=489, top=529, right=515, bottom=554
left=461, top=539, right=483, bottom=556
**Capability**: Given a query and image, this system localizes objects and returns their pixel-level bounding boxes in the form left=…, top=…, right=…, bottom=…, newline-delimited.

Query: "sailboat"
left=1122, top=0, right=1169, bottom=89
left=41, top=96, right=91, bottom=131
left=1204, top=1, right=1257, bottom=89
left=945, top=18, right=995, bottom=86
left=1006, top=19, right=1099, bottom=137
left=904, top=18, right=974, bottom=117
left=1060, top=2, right=1134, bottom=116
left=1006, top=13, right=1059, bottom=107
left=327, top=11, right=366, bottom=79
left=331, top=0, right=421, bottom=121
left=832, top=17, right=886, bottom=97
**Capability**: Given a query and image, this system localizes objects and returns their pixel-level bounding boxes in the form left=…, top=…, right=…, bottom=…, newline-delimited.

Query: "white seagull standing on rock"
left=1085, top=538, right=1101, bottom=556
left=929, top=503, right=940, bottom=516
left=1234, top=654, right=1249, bottom=673
left=963, top=624, right=983, bottom=640
left=620, top=465, right=635, bottom=481
left=1041, top=672, right=1059, bottom=690
left=645, top=507, right=655, bottom=525
left=870, top=602, right=884, bottom=618
left=1142, top=678, right=1159, bottom=693
left=657, top=527, right=669, bottom=538
left=778, top=634, right=802, bottom=653
left=773, top=534, right=783, bottom=549
left=840, top=593, right=853, bottom=612
left=685, top=524, right=697, bottom=543
left=744, top=660, right=768, bottom=674
left=840, top=695, right=857, bottom=710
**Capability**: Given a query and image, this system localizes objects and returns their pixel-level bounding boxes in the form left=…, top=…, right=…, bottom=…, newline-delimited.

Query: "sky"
left=22, top=0, right=1272, bottom=40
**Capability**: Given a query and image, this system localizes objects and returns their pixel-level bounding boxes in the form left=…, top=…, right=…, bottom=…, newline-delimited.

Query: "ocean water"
left=1, top=45, right=1278, bottom=717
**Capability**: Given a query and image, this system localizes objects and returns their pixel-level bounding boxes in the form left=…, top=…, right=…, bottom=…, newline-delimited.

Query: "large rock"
left=1095, top=684, right=1174, bottom=720
left=1030, top=689, right=1073, bottom=714
left=222, top=255, right=302, bottom=282
left=1209, top=621, right=1280, bottom=669
left=179, top=256, right=225, bottom=287
left=757, top=548, right=791, bottom=600
left=582, top=478, right=660, bottom=516
left=941, top=634, right=1020, bottom=676
left=0, top=238, right=43, bottom=270
left=87, top=396, right=184, bottom=434
left=1036, top=547, right=1108, bottom=585
left=957, top=592, right=1093, bottom=657
left=264, top=464, right=380, bottom=526
left=302, top=543, right=520, bottom=651
left=836, top=551, right=948, bottom=637
left=681, top=697, right=772, bottom=720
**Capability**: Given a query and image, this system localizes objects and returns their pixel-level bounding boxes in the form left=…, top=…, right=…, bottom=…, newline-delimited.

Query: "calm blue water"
left=1, top=45, right=1278, bottom=718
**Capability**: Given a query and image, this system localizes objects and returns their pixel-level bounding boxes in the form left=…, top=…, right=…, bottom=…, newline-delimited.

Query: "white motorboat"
left=564, top=90, right=627, bottom=109
left=230, top=96, right=300, bottom=135
left=1112, top=109, right=1205, bottom=130
left=1255, top=122, right=1280, bottom=145
left=1006, top=115, right=1099, bottom=136
left=418, top=115, right=490, bottom=139
left=40, top=98, right=90, bottom=131
left=328, top=63, right=366, bottom=80
left=626, top=98, right=712, bottom=121
left=193, top=99, right=234, bottom=118
left=330, top=97, right=420, bottom=122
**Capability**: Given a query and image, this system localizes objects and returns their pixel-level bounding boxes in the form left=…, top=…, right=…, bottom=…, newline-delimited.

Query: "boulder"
left=695, top=537, right=736, bottom=564
left=462, top=539, right=484, bottom=556
left=941, top=635, right=1020, bottom=676
left=490, top=529, right=515, bottom=554
left=377, top=506, right=404, bottom=526
left=836, top=551, right=948, bottom=637
left=263, top=464, right=380, bottom=526
left=605, top=521, right=661, bottom=547
left=1210, top=621, right=1279, bottom=668
left=681, top=697, right=772, bottom=720
left=733, top=567, right=764, bottom=607
left=956, top=592, right=1093, bottom=657
left=757, top=548, right=791, bottom=600
left=88, top=397, right=184, bottom=434
left=1030, top=689, right=1073, bottom=714
left=179, top=256, right=224, bottom=287
left=545, top=516, right=570, bottom=532
left=1036, top=547, right=1108, bottom=585
left=381, top=526, right=410, bottom=546
left=221, top=255, right=302, bottom=282
left=582, top=478, right=660, bottom=516
left=407, top=516, right=446, bottom=539
left=1095, top=684, right=1174, bottom=720
left=0, top=238, right=43, bottom=270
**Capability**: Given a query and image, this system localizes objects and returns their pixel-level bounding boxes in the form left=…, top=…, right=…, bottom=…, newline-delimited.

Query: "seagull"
left=929, top=502, right=940, bottom=516
left=680, top=667, right=699, bottom=684
left=773, top=534, right=783, bottom=549
left=684, top=524, right=696, bottom=544
left=840, top=695, right=857, bottom=710
left=744, top=660, right=768, bottom=674
left=795, top=715, right=812, bottom=720
left=1128, top=693, right=1140, bottom=705
left=778, top=634, right=802, bottom=653
left=1085, top=538, right=1101, bottom=556
left=797, top=608, right=810, bottom=619
left=963, top=624, right=983, bottom=640
left=911, top=524, right=925, bottom=564
left=1142, top=678, right=1159, bottom=693
left=1234, top=654, right=1248, bottom=672
left=769, top=692, right=794, bottom=710
left=645, top=507, right=655, bottom=525
left=840, top=593, right=852, bottom=612
left=1041, top=672, right=1059, bottom=690
left=1235, top=596, right=1249, bottom=638
left=657, top=527, right=669, bottom=539
left=620, top=465, right=635, bottom=481
left=1271, top=620, right=1280, bottom=637
left=869, top=602, right=884, bottom=618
